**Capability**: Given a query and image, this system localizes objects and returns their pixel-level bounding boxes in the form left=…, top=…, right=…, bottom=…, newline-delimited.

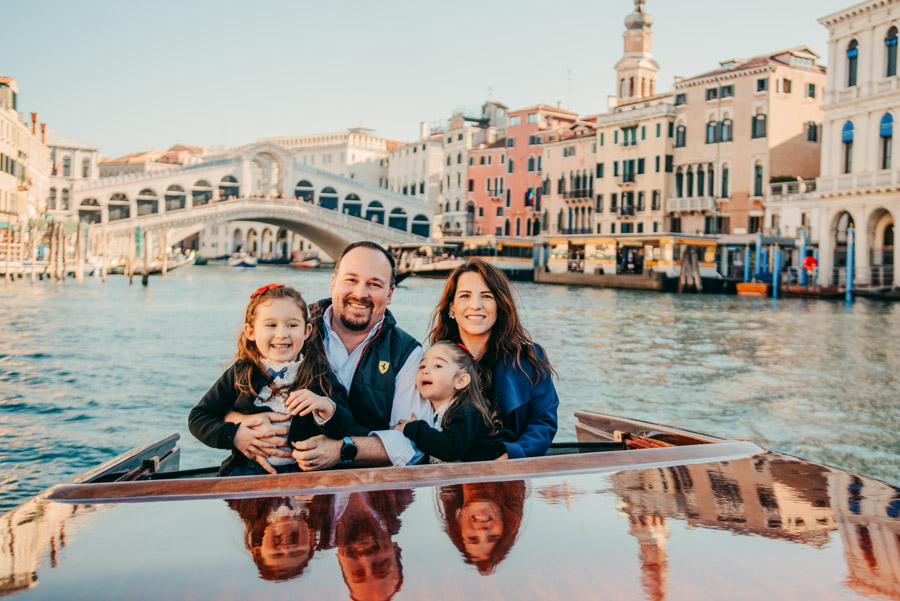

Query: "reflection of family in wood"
left=226, top=481, right=527, bottom=599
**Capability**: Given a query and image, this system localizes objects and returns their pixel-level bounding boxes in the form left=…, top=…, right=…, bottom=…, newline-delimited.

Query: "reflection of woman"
left=430, top=259, right=559, bottom=458
left=226, top=495, right=325, bottom=581
left=438, top=481, right=527, bottom=574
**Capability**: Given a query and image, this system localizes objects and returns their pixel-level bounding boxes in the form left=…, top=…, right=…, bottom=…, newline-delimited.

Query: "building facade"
left=0, top=77, right=51, bottom=222
left=812, top=0, right=899, bottom=287
left=670, top=48, right=825, bottom=236
left=46, top=130, right=100, bottom=219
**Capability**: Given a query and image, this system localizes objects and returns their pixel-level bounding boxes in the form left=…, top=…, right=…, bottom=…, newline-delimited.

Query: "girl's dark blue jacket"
left=492, top=345, right=559, bottom=459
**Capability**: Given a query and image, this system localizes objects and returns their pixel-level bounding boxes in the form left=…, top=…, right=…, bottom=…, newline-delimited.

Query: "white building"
left=386, top=123, right=444, bottom=216
left=0, top=77, right=51, bottom=222
left=775, top=0, right=899, bottom=287
left=46, top=130, right=101, bottom=219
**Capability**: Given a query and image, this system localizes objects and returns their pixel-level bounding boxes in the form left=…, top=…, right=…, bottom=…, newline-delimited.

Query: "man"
left=230, top=241, right=431, bottom=470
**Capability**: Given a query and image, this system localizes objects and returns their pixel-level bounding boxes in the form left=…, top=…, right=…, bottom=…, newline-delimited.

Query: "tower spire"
left=615, top=0, right=660, bottom=100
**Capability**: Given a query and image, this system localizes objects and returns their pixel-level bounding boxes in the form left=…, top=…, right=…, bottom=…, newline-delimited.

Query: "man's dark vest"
left=312, top=299, right=419, bottom=434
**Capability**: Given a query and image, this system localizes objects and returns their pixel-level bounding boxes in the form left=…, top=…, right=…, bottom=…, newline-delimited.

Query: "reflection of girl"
left=437, top=481, right=527, bottom=574
left=430, top=260, right=559, bottom=458
left=227, top=496, right=323, bottom=581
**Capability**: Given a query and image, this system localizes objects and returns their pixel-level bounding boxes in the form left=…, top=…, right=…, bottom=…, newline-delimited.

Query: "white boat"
left=227, top=252, right=257, bottom=268
left=289, top=250, right=321, bottom=269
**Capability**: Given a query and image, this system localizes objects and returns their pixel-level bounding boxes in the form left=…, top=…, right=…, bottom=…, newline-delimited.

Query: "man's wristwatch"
left=339, top=437, right=358, bottom=464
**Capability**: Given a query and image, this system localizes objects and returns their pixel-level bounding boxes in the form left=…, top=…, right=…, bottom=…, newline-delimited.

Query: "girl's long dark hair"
left=234, top=285, right=333, bottom=398
left=428, top=259, right=555, bottom=388
left=431, top=341, right=503, bottom=436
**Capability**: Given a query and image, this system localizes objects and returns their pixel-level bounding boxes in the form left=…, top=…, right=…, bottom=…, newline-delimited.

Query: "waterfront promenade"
left=1, top=265, right=897, bottom=513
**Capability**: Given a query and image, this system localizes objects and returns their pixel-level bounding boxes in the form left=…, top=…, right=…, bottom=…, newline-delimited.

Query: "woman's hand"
left=392, top=419, right=412, bottom=432
left=285, top=390, right=334, bottom=421
left=495, top=453, right=509, bottom=461
left=224, top=411, right=291, bottom=458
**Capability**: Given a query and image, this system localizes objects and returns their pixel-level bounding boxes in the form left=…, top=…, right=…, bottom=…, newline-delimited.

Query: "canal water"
left=1, top=265, right=898, bottom=513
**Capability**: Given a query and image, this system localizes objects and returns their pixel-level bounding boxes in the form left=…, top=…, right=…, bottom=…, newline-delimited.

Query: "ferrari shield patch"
left=379, top=361, right=390, bottom=374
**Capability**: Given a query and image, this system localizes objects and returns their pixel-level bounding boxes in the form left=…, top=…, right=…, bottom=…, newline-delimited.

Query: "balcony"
left=666, top=196, right=716, bottom=213
left=817, top=169, right=900, bottom=197
left=616, top=174, right=636, bottom=188
left=618, top=204, right=635, bottom=218
left=768, top=178, right=817, bottom=203
left=562, top=189, right=593, bottom=201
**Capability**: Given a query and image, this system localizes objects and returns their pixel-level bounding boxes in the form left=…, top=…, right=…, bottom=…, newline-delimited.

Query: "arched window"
left=848, top=40, right=859, bottom=87
left=411, top=214, right=430, bottom=237
left=219, top=175, right=239, bottom=198
left=675, top=170, right=684, bottom=198
left=48, top=187, right=57, bottom=210
left=752, top=111, right=767, bottom=139
left=62, top=156, right=71, bottom=177
left=365, top=201, right=385, bottom=224
left=294, top=180, right=314, bottom=202
left=108, top=192, right=130, bottom=221
left=165, top=185, right=186, bottom=211
left=342, top=193, right=362, bottom=217
left=754, top=162, right=764, bottom=197
left=457, top=153, right=462, bottom=164
left=79, top=198, right=101, bottom=224
left=192, top=180, right=212, bottom=206
left=706, top=119, right=718, bottom=144
left=807, top=122, right=819, bottom=142
left=881, top=113, right=893, bottom=170
left=708, top=165, right=715, bottom=197
left=719, top=118, right=733, bottom=142
left=81, top=157, right=90, bottom=178
left=675, top=125, right=686, bottom=148
left=527, top=155, right=536, bottom=172
left=388, top=207, right=408, bottom=231
left=504, top=219, right=510, bottom=236
left=686, top=169, right=694, bottom=197
left=721, top=165, right=730, bottom=198
left=61, top=188, right=69, bottom=210
left=319, top=187, right=338, bottom=210
left=697, top=169, right=705, bottom=198
left=842, top=121, right=854, bottom=174
left=887, top=27, right=898, bottom=77
left=507, top=158, right=514, bottom=174
left=137, top=188, right=159, bottom=216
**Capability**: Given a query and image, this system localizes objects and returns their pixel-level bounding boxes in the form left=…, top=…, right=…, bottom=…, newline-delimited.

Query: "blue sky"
left=4, top=0, right=855, bottom=158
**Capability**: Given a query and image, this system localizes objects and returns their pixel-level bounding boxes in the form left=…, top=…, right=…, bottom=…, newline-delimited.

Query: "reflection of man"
left=229, top=241, right=432, bottom=470
left=322, top=490, right=412, bottom=601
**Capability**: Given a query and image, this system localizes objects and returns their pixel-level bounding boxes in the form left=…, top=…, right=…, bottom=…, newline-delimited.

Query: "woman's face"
left=459, top=499, right=504, bottom=563
left=449, top=272, right=498, bottom=347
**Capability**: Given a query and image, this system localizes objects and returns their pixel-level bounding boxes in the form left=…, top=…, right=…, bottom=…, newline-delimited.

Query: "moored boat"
left=227, top=252, right=258, bottom=268
left=3, top=412, right=898, bottom=600
left=289, top=250, right=322, bottom=269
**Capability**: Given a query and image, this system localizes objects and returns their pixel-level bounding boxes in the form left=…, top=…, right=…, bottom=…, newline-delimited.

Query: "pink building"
left=467, top=139, right=507, bottom=235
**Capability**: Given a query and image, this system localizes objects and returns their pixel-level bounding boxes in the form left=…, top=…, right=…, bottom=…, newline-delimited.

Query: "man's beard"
left=339, top=296, right=374, bottom=331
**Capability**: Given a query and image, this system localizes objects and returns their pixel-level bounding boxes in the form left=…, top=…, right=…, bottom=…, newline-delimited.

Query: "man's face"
left=330, top=247, right=394, bottom=333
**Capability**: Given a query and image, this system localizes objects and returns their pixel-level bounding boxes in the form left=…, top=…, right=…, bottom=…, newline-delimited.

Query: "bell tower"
left=614, top=0, right=660, bottom=101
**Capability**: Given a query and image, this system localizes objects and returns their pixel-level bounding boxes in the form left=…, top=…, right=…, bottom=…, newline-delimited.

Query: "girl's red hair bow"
left=251, top=283, right=284, bottom=299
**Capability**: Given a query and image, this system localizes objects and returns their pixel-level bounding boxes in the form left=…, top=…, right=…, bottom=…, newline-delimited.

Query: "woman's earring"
left=448, top=309, right=455, bottom=319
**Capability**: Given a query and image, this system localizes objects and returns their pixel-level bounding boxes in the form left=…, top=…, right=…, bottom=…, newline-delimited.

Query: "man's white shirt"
left=321, top=305, right=432, bottom=466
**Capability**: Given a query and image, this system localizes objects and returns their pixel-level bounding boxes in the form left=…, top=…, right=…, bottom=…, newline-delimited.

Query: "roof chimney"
left=40, top=123, right=46, bottom=144
left=420, top=121, right=428, bottom=140
left=30, top=112, right=38, bottom=135
left=557, top=101, right=564, bottom=109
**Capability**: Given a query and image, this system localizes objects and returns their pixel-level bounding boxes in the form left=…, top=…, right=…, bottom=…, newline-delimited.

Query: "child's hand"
left=233, top=423, right=278, bottom=475
left=391, top=413, right=416, bottom=432
left=285, top=389, right=335, bottom=420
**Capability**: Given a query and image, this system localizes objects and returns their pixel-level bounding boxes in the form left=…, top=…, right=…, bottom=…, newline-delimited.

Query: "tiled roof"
left=46, top=130, right=98, bottom=151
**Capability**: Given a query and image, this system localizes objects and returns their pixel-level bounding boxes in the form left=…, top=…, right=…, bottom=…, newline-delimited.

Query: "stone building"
left=0, top=77, right=51, bottom=222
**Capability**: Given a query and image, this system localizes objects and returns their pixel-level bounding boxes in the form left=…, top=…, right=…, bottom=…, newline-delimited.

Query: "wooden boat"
left=107, top=251, right=195, bottom=275
left=3, top=411, right=898, bottom=600
left=227, top=252, right=257, bottom=268
left=778, top=283, right=844, bottom=299
left=391, top=243, right=463, bottom=280
left=289, top=250, right=322, bottom=269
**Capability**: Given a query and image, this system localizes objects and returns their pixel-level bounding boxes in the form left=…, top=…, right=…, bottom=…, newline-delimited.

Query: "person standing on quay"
left=228, top=241, right=432, bottom=470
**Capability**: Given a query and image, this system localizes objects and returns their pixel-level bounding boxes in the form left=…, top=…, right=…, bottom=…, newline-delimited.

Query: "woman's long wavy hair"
left=430, top=341, right=503, bottom=436
left=428, top=259, right=554, bottom=388
left=234, top=285, right=333, bottom=398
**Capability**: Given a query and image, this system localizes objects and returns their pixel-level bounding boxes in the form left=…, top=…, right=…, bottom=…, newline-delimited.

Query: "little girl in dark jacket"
left=190, top=284, right=352, bottom=476
left=394, top=341, right=505, bottom=463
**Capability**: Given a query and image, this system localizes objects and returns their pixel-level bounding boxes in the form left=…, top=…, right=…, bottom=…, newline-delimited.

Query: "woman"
left=429, top=259, right=559, bottom=459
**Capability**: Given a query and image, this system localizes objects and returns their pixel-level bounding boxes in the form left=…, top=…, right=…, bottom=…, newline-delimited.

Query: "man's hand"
left=225, top=411, right=291, bottom=458
left=292, top=435, right=342, bottom=471
left=232, top=422, right=279, bottom=474
left=285, top=390, right=334, bottom=421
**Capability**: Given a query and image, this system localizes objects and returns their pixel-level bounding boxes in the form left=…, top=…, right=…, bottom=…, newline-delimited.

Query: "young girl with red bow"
left=190, top=284, right=352, bottom=476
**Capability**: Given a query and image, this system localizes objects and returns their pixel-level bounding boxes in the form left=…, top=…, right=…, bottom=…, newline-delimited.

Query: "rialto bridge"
left=69, top=143, right=432, bottom=260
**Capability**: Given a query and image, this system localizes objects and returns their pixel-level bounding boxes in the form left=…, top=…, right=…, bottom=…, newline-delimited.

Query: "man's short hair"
left=334, top=241, right=396, bottom=288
